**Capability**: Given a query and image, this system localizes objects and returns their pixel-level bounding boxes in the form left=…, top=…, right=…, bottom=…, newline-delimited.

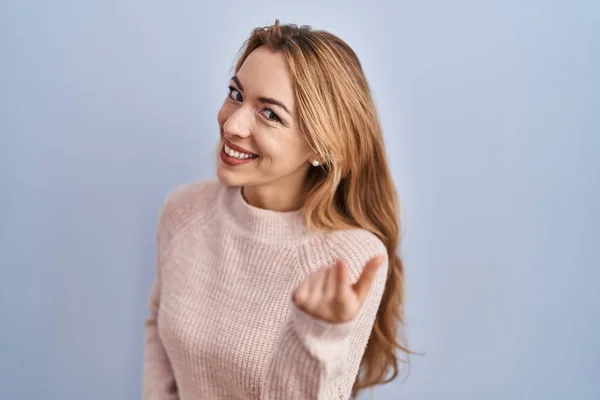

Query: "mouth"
left=220, top=140, right=260, bottom=166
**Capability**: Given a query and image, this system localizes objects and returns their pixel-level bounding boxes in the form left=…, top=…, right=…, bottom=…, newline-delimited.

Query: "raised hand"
left=293, top=255, right=386, bottom=324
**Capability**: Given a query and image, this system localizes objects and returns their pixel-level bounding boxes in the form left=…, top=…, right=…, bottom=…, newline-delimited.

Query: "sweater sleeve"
left=261, top=231, right=389, bottom=399
left=142, top=183, right=197, bottom=400
left=142, top=271, right=179, bottom=399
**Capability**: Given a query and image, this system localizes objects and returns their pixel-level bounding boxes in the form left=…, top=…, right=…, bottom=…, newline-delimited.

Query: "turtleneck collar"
left=218, top=185, right=310, bottom=246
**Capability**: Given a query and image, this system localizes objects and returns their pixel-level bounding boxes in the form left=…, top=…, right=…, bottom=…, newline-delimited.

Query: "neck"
left=242, top=181, right=308, bottom=212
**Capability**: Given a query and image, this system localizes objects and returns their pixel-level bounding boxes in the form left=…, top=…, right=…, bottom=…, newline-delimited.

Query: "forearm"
left=261, top=304, right=351, bottom=399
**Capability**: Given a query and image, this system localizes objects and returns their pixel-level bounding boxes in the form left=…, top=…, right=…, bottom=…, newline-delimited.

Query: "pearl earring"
left=311, top=160, right=320, bottom=167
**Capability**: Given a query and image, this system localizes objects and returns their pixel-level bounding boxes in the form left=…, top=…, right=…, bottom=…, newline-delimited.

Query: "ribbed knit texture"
left=143, top=180, right=389, bottom=400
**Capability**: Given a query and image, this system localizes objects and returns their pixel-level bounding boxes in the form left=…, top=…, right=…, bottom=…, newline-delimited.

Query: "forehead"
left=236, top=46, right=294, bottom=105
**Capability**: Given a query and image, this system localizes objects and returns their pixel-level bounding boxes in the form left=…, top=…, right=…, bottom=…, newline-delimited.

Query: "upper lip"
left=224, top=139, right=258, bottom=155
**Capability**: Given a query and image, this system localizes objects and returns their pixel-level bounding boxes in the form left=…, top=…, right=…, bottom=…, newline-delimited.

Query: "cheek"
left=259, top=137, right=310, bottom=167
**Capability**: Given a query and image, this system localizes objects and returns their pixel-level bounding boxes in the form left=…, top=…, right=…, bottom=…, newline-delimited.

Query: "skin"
left=216, top=45, right=316, bottom=212
left=216, top=45, right=384, bottom=324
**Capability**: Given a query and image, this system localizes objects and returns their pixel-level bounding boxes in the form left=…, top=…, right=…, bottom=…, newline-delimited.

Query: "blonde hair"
left=234, top=21, right=410, bottom=397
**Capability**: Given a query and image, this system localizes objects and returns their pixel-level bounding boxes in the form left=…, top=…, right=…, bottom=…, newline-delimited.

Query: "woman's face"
left=216, top=46, right=315, bottom=190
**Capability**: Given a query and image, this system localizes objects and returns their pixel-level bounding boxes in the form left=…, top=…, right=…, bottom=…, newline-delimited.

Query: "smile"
left=220, top=141, right=259, bottom=167
left=223, top=142, right=258, bottom=160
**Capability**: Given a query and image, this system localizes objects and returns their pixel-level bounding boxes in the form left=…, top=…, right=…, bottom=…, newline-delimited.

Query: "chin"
left=216, top=169, right=237, bottom=187
left=216, top=165, right=248, bottom=187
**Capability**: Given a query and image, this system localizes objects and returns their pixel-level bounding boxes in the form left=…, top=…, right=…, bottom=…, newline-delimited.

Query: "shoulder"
left=328, top=229, right=388, bottom=277
left=156, top=179, right=223, bottom=243
left=326, top=229, right=388, bottom=265
left=161, top=179, right=222, bottom=216
left=300, top=228, right=389, bottom=283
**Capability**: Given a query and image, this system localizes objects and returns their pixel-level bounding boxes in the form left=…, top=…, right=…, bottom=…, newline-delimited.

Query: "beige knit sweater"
left=142, top=180, right=388, bottom=399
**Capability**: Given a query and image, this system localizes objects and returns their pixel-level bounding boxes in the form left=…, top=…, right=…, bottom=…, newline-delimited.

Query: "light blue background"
left=1, top=1, right=598, bottom=399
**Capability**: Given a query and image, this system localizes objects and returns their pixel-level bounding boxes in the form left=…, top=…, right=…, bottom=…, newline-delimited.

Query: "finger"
left=352, top=255, right=385, bottom=300
left=308, top=267, right=327, bottom=299
left=293, top=278, right=310, bottom=306
left=323, top=265, right=336, bottom=300
left=334, top=260, right=352, bottom=301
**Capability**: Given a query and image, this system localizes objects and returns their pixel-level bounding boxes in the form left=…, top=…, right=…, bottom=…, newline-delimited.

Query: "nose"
left=222, top=106, right=252, bottom=140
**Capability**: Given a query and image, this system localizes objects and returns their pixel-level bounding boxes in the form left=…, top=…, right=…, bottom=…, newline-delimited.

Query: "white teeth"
left=224, top=143, right=255, bottom=160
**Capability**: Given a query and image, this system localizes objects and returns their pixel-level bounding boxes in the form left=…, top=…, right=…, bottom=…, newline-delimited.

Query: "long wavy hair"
left=233, top=21, right=410, bottom=397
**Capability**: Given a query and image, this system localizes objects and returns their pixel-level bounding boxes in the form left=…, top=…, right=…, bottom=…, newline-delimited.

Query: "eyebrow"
left=231, top=75, right=244, bottom=92
left=230, top=75, right=292, bottom=116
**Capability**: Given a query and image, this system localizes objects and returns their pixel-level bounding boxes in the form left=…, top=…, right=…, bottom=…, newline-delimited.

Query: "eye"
left=260, top=109, right=282, bottom=123
left=228, top=86, right=243, bottom=102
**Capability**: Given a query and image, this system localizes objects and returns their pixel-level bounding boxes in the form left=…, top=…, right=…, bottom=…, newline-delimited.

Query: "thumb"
left=352, top=255, right=385, bottom=300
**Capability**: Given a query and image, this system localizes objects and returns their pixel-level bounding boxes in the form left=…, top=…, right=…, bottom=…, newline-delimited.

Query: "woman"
left=143, top=21, right=408, bottom=399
